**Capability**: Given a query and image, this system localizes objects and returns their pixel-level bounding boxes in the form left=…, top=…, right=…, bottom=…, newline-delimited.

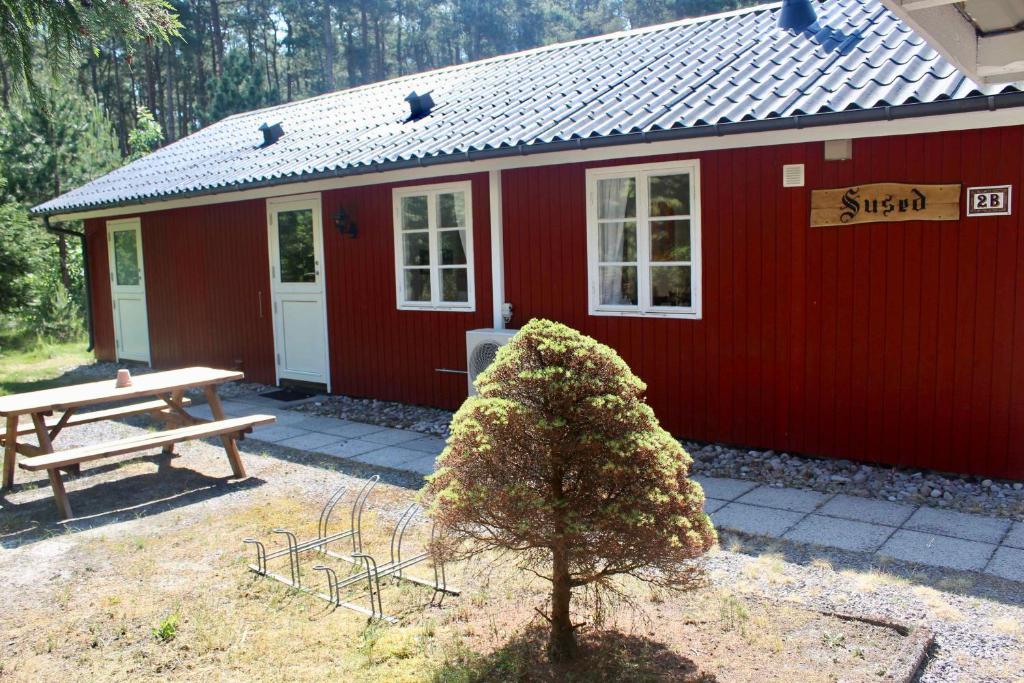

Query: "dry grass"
left=0, top=479, right=917, bottom=683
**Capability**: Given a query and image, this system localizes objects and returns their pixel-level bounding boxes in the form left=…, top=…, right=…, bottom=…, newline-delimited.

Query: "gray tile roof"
left=34, top=0, right=1024, bottom=215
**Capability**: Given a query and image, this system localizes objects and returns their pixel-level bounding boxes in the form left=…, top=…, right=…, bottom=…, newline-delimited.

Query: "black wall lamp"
left=333, top=207, right=358, bottom=238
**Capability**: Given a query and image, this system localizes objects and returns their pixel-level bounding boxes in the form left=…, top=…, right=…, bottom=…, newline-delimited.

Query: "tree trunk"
left=322, top=0, right=335, bottom=91
left=549, top=544, right=577, bottom=661
left=210, top=0, right=224, bottom=76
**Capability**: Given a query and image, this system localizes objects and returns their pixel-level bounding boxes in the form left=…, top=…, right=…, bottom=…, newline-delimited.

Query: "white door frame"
left=266, top=193, right=331, bottom=391
left=105, top=218, right=151, bottom=364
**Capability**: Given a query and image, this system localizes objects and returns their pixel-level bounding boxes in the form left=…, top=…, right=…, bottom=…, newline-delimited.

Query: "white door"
left=267, top=195, right=330, bottom=389
left=106, top=219, right=151, bottom=363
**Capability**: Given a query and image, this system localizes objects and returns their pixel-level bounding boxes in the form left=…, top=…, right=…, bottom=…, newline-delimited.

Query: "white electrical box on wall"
left=782, top=164, right=805, bottom=188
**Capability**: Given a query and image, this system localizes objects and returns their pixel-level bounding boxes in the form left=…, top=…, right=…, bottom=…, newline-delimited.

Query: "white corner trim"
left=488, top=170, right=505, bottom=329
left=48, top=108, right=1024, bottom=222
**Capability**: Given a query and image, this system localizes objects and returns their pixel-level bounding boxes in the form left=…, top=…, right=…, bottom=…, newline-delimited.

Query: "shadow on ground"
left=433, top=624, right=713, bottom=682
left=0, top=451, right=265, bottom=548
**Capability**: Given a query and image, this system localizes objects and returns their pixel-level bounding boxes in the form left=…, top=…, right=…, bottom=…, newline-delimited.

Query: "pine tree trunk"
left=549, top=544, right=577, bottom=661
left=322, top=0, right=335, bottom=91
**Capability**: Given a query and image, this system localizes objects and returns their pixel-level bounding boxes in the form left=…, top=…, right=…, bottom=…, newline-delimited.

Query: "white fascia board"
left=48, top=107, right=1024, bottom=222
left=978, top=32, right=1024, bottom=79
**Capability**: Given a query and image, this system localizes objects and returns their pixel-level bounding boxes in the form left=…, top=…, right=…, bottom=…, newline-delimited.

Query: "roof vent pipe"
left=778, top=0, right=817, bottom=32
left=258, top=122, right=284, bottom=147
left=405, top=91, right=435, bottom=121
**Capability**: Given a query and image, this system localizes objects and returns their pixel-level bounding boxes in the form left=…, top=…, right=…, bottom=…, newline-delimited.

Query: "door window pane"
left=598, top=221, right=637, bottom=262
left=599, top=265, right=638, bottom=306
left=649, top=173, right=690, bottom=217
left=112, top=230, right=140, bottom=286
left=441, top=268, right=469, bottom=302
left=650, top=220, right=691, bottom=262
left=439, top=230, right=467, bottom=265
left=403, top=233, right=430, bottom=266
left=277, top=209, right=316, bottom=283
left=597, top=177, right=636, bottom=219
left=438, top=192, right=466, bottom=228
left=404, top=269, right=431, bottom=302
left=401, top=196, right=429, bottom=230
left=651, top=265, right=691, bottom=307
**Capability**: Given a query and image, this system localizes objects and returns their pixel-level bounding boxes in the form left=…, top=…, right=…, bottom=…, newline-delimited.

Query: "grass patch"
left=0, top=340, right=93, bottom=396
left=0, top=482, right=916, bottom=683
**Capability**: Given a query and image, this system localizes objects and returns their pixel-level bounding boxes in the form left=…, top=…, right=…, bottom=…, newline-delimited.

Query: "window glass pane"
left=438, top=192, right=466, bottom=228
left=401, top=195, right=428, bottom=230
left=441, top=268, right=469, bottom=302
left=597, top=177, right=636, bottom=220
left=403, top=232, right=430, bottom=266
left=649, top=173, right=690, bottom=217
left=439, top=229, right=467, bottom=265
left=403, top=269, right=431, bottom=302
left=598, top=221, right=636, bottom=262
left=651, top=265, right=692, bottom=307
left=599, top=265, right=638, bottom=306
left=650, top=219, right=691, bottom=262
left=112, top=229, right=140, bottom=286
left=277, top=209, right=316, bottom=283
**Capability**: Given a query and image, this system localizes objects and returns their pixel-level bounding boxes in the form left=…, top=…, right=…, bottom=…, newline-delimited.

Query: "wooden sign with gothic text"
left=810, top=183, right=961, bottom=227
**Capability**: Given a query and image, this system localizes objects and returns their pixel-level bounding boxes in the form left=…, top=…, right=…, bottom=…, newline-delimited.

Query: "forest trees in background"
left=0, top=0, right=754, bottom=347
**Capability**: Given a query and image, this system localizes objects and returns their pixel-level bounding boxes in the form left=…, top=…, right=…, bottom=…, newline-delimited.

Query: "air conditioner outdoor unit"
left=466, top=328, right=518, bottom=396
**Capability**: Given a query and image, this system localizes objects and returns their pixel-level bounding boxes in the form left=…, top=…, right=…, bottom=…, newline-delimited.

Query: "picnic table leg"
left=203, top=386, right=247, bottom=479
left=161, top=390, right=186, bottom=455
left=31, top=413, right=79, bottom=476
left=3, top=415, right=16, bottom=489
left=47, top=469, right=73, bottom=520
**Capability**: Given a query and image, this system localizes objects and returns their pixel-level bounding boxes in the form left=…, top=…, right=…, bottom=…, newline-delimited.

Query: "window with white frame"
left=393, top=182, right=474, bottom=310
left=586, top=160, right=701, bottom=318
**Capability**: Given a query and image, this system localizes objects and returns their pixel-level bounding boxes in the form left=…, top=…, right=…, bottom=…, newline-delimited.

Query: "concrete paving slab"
left=312, top=440, right=382, bottom=459
left=309, top=419, right=363, bottom=436
left=249, top=425, right=309, bottom=443
left=325, top=422, right=388, bottom=439
left=704, top=498, right=728, bottom=514
left=985, top=546, right=1024, bottom=583
left=692, top=476, right=757, bottom=501
left=291, top=416, right=350, bottom=433
left=711, top=502, right=804, bottom=537
left=1001, top=521, right=1024, bottom=550
left=360, top=428, right=424, bottom=446
left=879, top=530, right=995, bottom=572
left=276, top=432, right=341, bottom=451
left=220, top=399, right=266, bottom=415
left=402, top=454, right=438, bottom=476
left=735, top=485, right=828, bottom=513
left=351, top=446, right=424, bottom=470
left=403, top=437, right=447, bottom=454
left=903, top=507, right=1010, bottom=545
left=783, top=514, right=893, bottom=553
left=818, top=494, right=915, bottom=527
left=261, top=410, right=310, bottom=426
left=187, top=405, right=215, bottom=421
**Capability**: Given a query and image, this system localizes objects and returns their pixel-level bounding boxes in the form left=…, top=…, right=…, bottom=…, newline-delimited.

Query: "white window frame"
left=586, top=159, right=702, bottom=319
left=393, top=180, right=475, bottom=311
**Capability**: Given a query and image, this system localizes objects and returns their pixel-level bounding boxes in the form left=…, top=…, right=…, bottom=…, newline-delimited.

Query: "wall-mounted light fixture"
left=333, top=207, right=358, bottom=238
left=824, top=139, right=853, bottom=161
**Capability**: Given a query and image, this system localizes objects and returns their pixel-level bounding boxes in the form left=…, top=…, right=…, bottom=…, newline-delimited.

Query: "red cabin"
left=36, top=0, right=1024, bottom=478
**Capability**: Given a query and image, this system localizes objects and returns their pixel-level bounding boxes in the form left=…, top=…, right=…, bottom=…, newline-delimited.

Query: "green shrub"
left=424, top=319, right=716, bottom=660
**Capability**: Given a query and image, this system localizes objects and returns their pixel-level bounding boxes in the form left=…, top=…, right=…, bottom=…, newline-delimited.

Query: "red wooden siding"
left=84, top=218, right=115, bottom=361
left=501, top=125, right=1024, bottom=479
left=83, top=127, right=1023, bottom=478
left=321, top=173, right=493, bottom=408
left=86, top=201, right=276, bottom=383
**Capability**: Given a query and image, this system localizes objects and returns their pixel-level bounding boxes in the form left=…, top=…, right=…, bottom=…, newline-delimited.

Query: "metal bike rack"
left=243, top=475, right=458, bottom=621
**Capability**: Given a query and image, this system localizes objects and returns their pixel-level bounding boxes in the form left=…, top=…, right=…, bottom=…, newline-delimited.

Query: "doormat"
left=259, top=388, right=317, bottom=402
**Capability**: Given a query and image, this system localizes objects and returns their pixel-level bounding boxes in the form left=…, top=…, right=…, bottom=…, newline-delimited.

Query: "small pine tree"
left=425, top=318, right=716, bottom=660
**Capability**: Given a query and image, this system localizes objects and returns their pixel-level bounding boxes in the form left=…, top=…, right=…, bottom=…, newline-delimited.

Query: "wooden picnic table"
left=0, top=366, right=274, bottom=520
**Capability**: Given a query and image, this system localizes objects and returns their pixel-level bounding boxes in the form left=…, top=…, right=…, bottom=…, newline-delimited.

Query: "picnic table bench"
left=0, top=367, right=275, bottom=520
